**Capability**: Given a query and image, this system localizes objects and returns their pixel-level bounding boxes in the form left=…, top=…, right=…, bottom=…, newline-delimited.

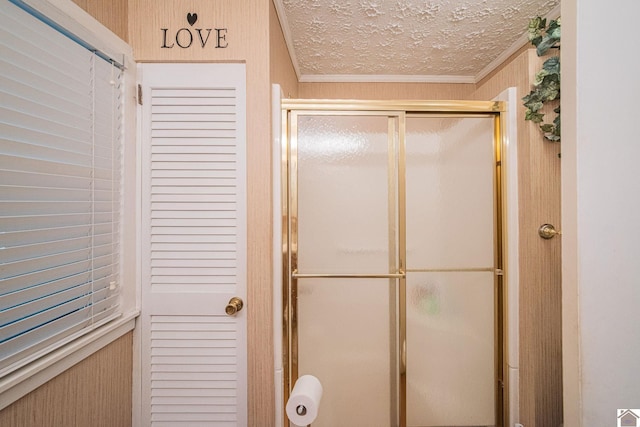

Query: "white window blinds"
left=0, top=0, right=123, bottom=376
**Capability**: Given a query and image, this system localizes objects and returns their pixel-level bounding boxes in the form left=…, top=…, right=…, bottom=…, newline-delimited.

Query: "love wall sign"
left=161, top=13, right=228, bottom=49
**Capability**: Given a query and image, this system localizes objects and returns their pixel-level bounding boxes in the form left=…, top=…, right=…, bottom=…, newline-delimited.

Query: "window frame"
left=0, top=0, right=138, bottom=410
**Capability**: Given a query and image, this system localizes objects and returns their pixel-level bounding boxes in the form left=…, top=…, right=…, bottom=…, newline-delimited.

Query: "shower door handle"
left=225, top=297, right=244, bottom=316
left=291, top=270, right=406, bottom=279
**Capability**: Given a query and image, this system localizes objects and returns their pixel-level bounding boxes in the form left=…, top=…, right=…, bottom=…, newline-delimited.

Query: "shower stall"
left=279, top=100, right=509, bottom=427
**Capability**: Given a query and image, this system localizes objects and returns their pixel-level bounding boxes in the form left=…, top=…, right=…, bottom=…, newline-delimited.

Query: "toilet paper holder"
left=286, top=374, right=322, bottom=427
left=293, top=405, right=310, bottom=427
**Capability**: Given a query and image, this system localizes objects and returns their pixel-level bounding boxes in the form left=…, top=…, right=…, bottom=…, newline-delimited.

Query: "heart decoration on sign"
left=187, top=13, right=198, bottom=26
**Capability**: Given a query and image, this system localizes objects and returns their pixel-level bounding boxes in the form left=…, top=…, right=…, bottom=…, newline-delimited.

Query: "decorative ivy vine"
left=522, top=17, right=561, bottom=142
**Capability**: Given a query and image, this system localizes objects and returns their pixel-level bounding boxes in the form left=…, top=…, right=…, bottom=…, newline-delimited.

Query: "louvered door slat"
left=140, top=64, right=247, bottom=427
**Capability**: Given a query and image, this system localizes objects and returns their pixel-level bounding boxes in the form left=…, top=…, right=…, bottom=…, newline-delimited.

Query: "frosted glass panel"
left=405, top=116, right=497, bottom=426
left=295, top=114, right=398, bottom=426
left=296, top=115, right=395, bottom=274
left=406, top=116, right=495, bottom=269
left=297, top=278, right=395, bottom=427
left=407, top=272, right=495, bottom=426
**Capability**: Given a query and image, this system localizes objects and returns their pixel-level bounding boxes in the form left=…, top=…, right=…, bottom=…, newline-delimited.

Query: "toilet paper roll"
left=286, top=375, right=323, bottom=426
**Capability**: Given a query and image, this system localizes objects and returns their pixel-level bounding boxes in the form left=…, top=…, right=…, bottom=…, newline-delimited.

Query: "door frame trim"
left=279, top=99, right=509, bottom=427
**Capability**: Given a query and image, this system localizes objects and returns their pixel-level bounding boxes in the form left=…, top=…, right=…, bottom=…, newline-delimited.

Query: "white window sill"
left=0, top=310, right=140, bottom=411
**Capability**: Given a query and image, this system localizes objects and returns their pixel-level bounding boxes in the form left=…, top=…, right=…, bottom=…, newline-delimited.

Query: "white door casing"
left=139, top=63, right=247, bottom=426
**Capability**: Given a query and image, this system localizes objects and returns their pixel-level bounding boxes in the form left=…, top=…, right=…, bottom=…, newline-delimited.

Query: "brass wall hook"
left=538, top=223, right=561, bottom=239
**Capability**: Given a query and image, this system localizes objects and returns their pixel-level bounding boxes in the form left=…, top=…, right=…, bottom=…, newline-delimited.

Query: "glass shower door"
left=285, top=106, right=504, bottom=427
left=292, top=113, right=401, bottom=427
left=405, top=115, right=498, bottom=426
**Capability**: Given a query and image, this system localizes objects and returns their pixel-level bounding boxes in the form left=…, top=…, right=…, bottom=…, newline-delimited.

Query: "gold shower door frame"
left=281, top=100, right=507, bottom=427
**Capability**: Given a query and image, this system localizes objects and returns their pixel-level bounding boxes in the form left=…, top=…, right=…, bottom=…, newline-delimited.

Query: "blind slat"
left=0, top=293, right=93, bottom=343
left=0, top=109, right=91, bottom=148
left=1, top=224, right=91, bottom=246
left=0, top=76, right=88, bottom=117
left=0, top=170, right=91, bottom=189
left=1, top=235, right=92, bottom=263
left=0, top=90, right=84, bottom=128
left=1, top=248, right=92, bottom=280
left=0, top=186, right=91, bottom=202
left=1, top=213, right=93, bottom=230
left=0, top=260, right=91, bottom=296
left=0, top=203, right=91, bottom=217
left=0, top=271, right=91, bottom=306
left=1, top=282, right=95, bottom=327
left=0, top=130, right=92, bottom=162
left=0, top=57, right=89, bottom=100
left=0, top=6, right=91, bottom=73
left=0, top=153, right=92, bottom=177
left=0, top=303, right=119, bottom=376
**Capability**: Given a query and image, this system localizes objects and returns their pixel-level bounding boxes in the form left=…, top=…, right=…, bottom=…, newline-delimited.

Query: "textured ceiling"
left=275, top=0, right=560, bottom=83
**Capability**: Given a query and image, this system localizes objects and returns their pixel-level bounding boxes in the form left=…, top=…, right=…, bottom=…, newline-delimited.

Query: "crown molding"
left=298, top=73, right=476, bottom=84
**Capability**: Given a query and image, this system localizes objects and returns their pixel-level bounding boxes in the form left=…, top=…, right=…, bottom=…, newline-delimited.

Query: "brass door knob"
left=538, top=223, right=561, bottom=239
left=225, top=297, right=244, bottom=316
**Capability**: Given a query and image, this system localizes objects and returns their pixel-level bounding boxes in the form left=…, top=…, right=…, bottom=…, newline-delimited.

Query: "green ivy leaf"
left=522, top=92, right=539, bottom=105
left=527, top=17, right=546, bottom=45
left=546, top=19, right=561, bottom=41
left=536, top=35, right=559, bottom=56
left=542, top=56, right=560, bottom=74
left=553, top=114, right=561, bottom=136
left=547, top=18, right=561, bottom=32
left=535, top=69, right=550, bottom=85
left=525, top=100, right=544, bottom=112
left=525, top=110, right=544, bottom=123
left=540, top=124, right=554, bottom=132
left=542, top=73, right=560, bottom=86
left=536, top=21, right=560, bottom=55
left=547, top=26, right=561, bottom=41
left=524, top=87, right=545, bottom=103
left=539, top=80, right=560, bottom=101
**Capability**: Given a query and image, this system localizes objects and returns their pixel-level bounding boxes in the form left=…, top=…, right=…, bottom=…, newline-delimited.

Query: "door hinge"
left=137, top=84, right=142, bottom=105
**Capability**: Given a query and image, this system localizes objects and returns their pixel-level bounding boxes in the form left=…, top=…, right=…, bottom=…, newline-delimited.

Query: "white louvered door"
left=139, top=63, right=247, bottom=426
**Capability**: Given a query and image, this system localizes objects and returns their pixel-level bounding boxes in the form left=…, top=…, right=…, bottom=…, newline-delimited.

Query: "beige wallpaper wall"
left=0, top=333, right=133, bottom=427
left=298, top=81, right=474, bottom=100
left=473, top=49, right=563, bottom=427
left=72, top=0, right=128, bottom=41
